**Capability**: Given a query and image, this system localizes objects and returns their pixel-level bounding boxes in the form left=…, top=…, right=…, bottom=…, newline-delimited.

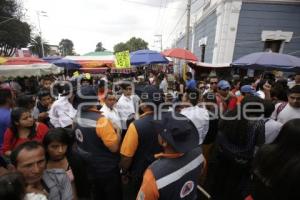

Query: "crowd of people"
left=0, top=70, right=299, bottom=200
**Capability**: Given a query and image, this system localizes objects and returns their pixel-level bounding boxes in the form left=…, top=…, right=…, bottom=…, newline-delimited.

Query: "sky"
left=21, top=0, right=203, bottom=55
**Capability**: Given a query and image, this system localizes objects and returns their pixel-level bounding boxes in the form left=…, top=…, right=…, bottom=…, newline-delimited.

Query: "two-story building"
left=174, top=0, right=300, bottom=75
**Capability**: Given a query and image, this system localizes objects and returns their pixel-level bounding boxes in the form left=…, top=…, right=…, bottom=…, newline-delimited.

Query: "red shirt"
left=216, top=94, right=237, bottom=112
left=2, top=123, right=49, bottom=154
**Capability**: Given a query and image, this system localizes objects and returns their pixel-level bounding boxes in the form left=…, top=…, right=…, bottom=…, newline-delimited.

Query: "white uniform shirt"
left=264, top=118, right=283, bottom=144
left=180, top=106, right=209, bottom=144
left=116, top=94, right=136, bottom=130
left=256, top=90, right=265, bottom=99
left=271, top=103, right=300, bottom=124
left=159, top=78, right=168, bottom=93
left=100, top=104, right=122, bottom=130
left=48, top=96, right=77, bottom=128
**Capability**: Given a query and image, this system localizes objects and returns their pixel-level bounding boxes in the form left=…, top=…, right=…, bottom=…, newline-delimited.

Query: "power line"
left=166, top=9, right=187, bottom=43
left=156, top=0, right=169, bottom=34
left=154, top=0, right=164, bottom=34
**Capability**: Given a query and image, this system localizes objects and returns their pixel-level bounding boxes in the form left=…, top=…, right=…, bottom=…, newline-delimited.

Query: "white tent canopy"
left=0, top=63, right=63, bottom=78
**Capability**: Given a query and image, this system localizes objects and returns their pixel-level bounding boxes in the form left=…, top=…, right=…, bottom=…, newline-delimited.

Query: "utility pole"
left=185, top=0, right=192, bottom=50
left=154, top=34, right=163, bottom=51
left=36, top=11, right=47, bottom=58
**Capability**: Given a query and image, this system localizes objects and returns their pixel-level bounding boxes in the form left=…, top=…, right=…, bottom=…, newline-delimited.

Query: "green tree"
left=126, top=37, right=148, bottom=52
left=0, top=0, right=31, bottom=56
left=95, top=42, right=106, bottom=52
left=0, top=0, right=18, bottom=18
left=113, top=37, right=148, bottom=53
left=113, top=42, right=128, bottom=53
left=59, top=39, right=74, bottom=56
left=29, top=35, right=50, bottom=58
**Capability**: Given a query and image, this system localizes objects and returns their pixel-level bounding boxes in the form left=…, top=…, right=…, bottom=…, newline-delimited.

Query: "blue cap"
left=241, top=85, right=257, bottom=95
left=217, top=80, right=230, bottom=90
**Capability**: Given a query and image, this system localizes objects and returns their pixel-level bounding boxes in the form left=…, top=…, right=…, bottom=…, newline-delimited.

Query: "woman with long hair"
left=250, top=119, right=300, bottom=200
left=2, top=107, right=48, bottom=156
left=43, top=128, right=93, bottom=199
left=43, top=128, right=78, bottom=199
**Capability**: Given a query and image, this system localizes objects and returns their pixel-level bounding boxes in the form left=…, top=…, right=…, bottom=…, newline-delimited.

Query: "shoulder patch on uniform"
left=75, top=129, right=83, bottom=142
left=180, top=180, right=194, bottom=198
left=137, top=191, right=145, bottom=200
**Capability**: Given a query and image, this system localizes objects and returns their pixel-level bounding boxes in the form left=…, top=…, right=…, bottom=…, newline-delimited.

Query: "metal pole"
left=154, top=34, right=163, bottom=51
left=186, top=0, right=192, bottom=50
left=37, top=12, right=45, bottom=58
left=160, top=35, right=163, bottom=51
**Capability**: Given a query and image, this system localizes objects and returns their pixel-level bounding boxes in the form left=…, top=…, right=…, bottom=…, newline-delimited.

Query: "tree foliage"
left=113, top=42, right=128, bottom=53
left=59, top=39, right=74, bottom=56
left=95, top=42, right=106, bottom=52
left=0, top=0, right=31, bottom=56
left=29, top=35, right=50, bottom=58
left=113, top=37, right=148, bottom=53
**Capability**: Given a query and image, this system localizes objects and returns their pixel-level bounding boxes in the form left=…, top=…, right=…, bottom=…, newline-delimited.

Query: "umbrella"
left=65, top=56, right=115, bottom=68
left=77, top=60, right=113, bottom=68
left=52, top=58, right=81, bottom=70
left=0, top=57, right=7, bottom=64
left=3, top=57, right=46, bottom=65
left=130, top=50, right=169, bottom=66
left=231, top=52, right=300, bottom=72
left=43, top=56, right=62, bottom=63
left=83, top=51, right=114, bottom=56
left=0, top=63, right=63, bottom=78
left=162, top=48, right=198, bottom=61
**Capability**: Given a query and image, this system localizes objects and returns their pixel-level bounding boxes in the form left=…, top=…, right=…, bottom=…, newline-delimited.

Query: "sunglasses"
left=210, top=82, right=218, bottom=85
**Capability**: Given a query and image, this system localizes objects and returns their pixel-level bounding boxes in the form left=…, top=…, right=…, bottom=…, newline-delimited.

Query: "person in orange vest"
left=137, top=112, right=205, bottom=200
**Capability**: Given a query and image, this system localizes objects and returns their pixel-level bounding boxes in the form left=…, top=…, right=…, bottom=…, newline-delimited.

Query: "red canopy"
left=162, top=48, right=198, bottom=61
left=4, top=57, right=46, bottom=65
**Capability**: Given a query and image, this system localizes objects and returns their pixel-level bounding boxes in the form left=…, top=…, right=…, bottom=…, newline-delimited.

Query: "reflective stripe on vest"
left=156, top=154, right=204, bottom=190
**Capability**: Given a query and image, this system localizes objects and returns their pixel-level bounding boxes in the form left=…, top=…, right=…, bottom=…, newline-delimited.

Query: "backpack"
left=275, top=102, right=288, bottom=120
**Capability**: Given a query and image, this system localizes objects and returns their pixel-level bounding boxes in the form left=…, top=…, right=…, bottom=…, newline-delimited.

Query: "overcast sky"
left=21, top=0, right=203, bottom=55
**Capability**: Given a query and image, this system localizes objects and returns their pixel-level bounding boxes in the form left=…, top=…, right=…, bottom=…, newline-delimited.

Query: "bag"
left=275, top=102, right=287, bottom=120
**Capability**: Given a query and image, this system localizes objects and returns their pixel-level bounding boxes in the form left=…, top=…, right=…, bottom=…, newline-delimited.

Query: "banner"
left=115, top=51, right=131, bottom=68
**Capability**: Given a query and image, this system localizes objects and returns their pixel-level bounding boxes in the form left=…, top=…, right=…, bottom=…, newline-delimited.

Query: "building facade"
left=174, top=0, right=300, bottom=65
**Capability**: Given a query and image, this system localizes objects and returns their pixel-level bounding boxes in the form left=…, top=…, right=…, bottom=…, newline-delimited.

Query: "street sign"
left=115, top=51, right=131, bottom=68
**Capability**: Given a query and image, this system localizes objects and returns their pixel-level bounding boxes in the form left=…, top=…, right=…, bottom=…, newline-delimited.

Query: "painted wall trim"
left=212, top=0, right=242, bottom=64
left=261, top=30, right=294, bottom=42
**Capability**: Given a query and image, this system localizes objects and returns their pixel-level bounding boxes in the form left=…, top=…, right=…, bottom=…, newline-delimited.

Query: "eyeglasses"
left=210, top=82, right=218, bottom=85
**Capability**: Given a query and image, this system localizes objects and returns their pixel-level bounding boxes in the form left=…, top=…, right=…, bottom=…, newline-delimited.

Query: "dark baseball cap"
left=76, top=85, right=98, bottom=104
left=154, top=112, right=199, bottom=153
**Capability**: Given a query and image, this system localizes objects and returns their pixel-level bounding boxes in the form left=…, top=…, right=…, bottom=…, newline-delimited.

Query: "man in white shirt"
left=49, top=83, right=77, bottom=128
left=180, top=89, right=209, bottom=144
left=116, top=83, right=138, bottom=131
left=100, top=92, right=122, bottom=131
left=271, top=85, right=300, bottom=124
left=159, top=74, right=168, bottom=93
left=263, top=100, right=282, bottom=144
